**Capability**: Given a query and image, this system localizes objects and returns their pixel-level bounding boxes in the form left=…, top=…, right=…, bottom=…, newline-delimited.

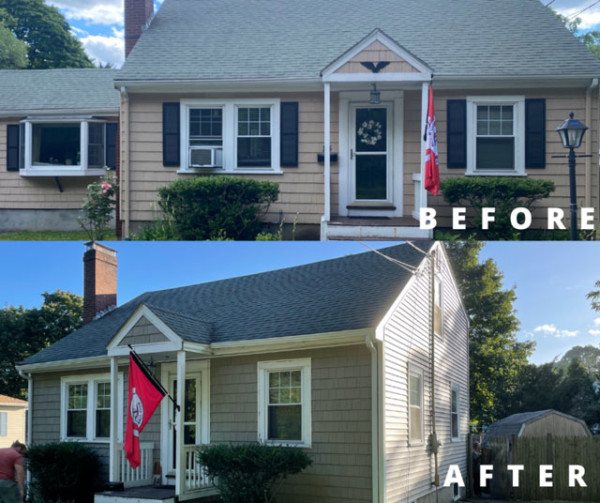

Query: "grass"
left=0, top=230, right=118, bottom=241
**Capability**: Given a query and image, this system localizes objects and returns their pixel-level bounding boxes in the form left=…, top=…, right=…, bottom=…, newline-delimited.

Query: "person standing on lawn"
left=0, top=441, right=27, bottom=503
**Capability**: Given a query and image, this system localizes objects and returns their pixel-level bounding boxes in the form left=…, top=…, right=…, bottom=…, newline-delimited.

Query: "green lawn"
left=0, top=230, right=118, bottom=241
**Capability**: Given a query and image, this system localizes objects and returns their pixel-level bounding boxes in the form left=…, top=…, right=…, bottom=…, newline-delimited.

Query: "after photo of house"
left=0, top=240, right=598, bottom=503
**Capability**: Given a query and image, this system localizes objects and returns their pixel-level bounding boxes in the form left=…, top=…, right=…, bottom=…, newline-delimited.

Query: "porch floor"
left=325, top=215, right=430, bottom=240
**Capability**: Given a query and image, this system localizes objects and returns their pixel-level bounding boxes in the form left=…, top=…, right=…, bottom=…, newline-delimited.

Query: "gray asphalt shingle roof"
left=0, top=69, right=120, bottom=114
left=22, top=243, right=432, bottom=366
left=117, top=0, right=600, bottom=82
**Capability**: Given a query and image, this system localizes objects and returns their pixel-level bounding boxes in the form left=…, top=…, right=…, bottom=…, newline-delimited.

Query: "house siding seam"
left=382, top=252, right=469, bottom=502
left=210, top=346, right=372, bottom=503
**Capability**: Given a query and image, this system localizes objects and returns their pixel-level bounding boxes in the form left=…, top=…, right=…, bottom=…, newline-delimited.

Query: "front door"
left=350, top=104, right=392, bottom=206
left=167, top=373, right=202, bottom=474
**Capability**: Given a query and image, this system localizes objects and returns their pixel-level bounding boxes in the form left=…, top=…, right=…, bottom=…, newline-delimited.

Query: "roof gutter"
left=0, top=108, right=119, bottom=119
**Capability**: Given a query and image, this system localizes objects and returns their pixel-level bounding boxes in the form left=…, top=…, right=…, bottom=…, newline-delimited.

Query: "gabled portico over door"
left=320, top=29, right=434, bottom=240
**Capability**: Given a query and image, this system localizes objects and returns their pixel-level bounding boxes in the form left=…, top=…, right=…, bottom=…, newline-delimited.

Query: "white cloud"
left=594, top=317, right=600, bottom=326
left=79, top=27, right=124, bottom=67
left=534, top=324, right=557, bottom=335
left=589, top=329, right=600, bottom=336
left=533, top=324, right=578, bottom=338
left=47, top=0, right=123, bottom=26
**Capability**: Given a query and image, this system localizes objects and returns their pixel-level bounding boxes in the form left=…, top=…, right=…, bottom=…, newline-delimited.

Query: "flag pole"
left=128, top=345, right=180, bottom=412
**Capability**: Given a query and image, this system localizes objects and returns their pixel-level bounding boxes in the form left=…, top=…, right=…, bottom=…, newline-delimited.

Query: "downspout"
left=120, top=86, right=131, bottom=238
left=584, top=78, right=598, bottom=209
left=429, top=250, right=441, bottom=488
left=18, top=370, right=32, bottom=488
left=366, top=335, right=382, bottom=503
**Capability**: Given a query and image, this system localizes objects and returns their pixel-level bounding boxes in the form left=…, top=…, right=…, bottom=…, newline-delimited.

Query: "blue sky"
left=0, top=241, right=598, bottom=366
left=43, top=0, right=600, bottom=67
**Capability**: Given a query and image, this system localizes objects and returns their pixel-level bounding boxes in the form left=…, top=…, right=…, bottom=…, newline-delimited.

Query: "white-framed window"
left=180, top=99, right=281, bottom=173
left=434, top=276, right=443, bottom=336
left=0, top=411, right=7, bottom=436
left=61, top=373, right=123, bottom=442
left=451, top=383, right=460, bottom=441
left=19, top=118, right=110, bottom=176
left=257, top=358, right=311, bottom=447
left=466, top=96, right=525, bottom=176
left=408, top=364, right=424, bottom=444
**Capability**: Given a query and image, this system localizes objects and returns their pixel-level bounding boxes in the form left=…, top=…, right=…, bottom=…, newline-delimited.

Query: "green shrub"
left=197, top=443, right=312, bottom=503
left=158, top=176, right=279, bottom=240
left=440, top=177, right=555, bottom=240
left=27, top=442, right=100, bottom=503
left=78, top=170, right=118, bottom=241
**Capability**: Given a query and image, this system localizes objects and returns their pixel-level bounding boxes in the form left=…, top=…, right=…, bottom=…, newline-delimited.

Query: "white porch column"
left=175, top=350, right=186, bottom=496
left=419, top=81, right=430, bottom=215
left=109, top=356, right=120, bottom=481
left=323, top=82, right=331, bottom=226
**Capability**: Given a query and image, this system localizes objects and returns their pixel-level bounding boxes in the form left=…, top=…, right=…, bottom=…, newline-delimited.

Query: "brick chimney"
left=83, top=242, right=117, bottom=325
left=124, top=0, right=154, bottom=58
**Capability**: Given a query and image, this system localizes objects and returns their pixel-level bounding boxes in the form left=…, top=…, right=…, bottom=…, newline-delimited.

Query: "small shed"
left=482, top=409, right=591, bottom=447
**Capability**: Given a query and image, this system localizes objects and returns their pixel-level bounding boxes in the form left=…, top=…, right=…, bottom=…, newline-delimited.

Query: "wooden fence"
left=479, top=435, right=600, bottom=501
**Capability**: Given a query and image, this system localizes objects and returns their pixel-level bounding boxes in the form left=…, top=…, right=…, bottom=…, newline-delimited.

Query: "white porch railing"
left=117, top=442, right=154, bottom=487
left=184, top=445, right=212, bottom=491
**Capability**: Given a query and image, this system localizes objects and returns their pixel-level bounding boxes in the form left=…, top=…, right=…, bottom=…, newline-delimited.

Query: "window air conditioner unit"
left=189, top=146, right=223, bottom=168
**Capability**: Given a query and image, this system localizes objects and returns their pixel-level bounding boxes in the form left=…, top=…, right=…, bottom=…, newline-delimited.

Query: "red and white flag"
left=124, top=352, right=166, bottom=469
left=424, top=85, right=440, bottom=195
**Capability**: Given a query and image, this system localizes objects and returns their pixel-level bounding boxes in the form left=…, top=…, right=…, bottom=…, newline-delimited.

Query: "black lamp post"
left=556, top=112, right=588, bottom=240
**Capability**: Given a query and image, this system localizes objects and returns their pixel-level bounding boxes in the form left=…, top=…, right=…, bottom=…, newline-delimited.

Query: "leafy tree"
left=0, top=290, right=82, bottom=398
left=0, top=0, right=94, bottom=69
left=554, top=11, right=600, bottom=59
left=0, top=9, right=27, bottom=68
left=558, top=359, right=600, bottom=426
left=587, top=279, right=600, bottom=311
left=445, top=241, right=533, bottom=427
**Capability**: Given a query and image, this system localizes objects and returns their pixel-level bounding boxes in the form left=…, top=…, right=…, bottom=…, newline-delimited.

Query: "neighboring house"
left=18, top=241, right=469, bottom=503
left=482, top=409, right=592, bottom=447
left=0, top=69, right=119, bottom=231
left=0, top=395, right=27, bottom=448
left=113, top=0, right=600, bottom=239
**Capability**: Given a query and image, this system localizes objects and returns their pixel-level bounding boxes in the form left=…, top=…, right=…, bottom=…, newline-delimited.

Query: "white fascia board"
left=17, top=356, right=111, bottom=374
left=0, top=108, right=119, bottom=119
left=324, top=73, right=430, bottom=83
left=321, top=28, right=432, bottom=79
left=106, top=304, right=184, bottom=354
left=431, top=74, right=600, bottom=90
left=210, top=328, right=372, bottom=357
left=113, top=78, right=322, bottom=94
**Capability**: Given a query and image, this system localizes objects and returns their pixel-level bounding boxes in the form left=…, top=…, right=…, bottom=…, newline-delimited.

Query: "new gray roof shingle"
left=0, top=69, right=120, bottom=114
left=117, top=0, right=600, bottom=82
left=22, top=243, right=432, bottom=366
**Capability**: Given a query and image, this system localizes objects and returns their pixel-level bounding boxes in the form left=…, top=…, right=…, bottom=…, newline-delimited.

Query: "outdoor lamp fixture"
left=556, top=112, right=588, bottom=240
left=369, top=83, right=380, bottom=104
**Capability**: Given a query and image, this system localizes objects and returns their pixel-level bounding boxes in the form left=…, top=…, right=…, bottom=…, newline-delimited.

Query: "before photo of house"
left=1, top=0, right=599, bottom=239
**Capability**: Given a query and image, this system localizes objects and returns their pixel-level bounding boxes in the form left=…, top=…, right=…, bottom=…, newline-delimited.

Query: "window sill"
left=20, top=168, right=107, bottom=178
left=177, top=168, right=283, bottom=175
left=61, top=437, right=111, bottom=444
left=465, top=171, right=527, bottom=177
left=263, top=440, right=311, bottom=448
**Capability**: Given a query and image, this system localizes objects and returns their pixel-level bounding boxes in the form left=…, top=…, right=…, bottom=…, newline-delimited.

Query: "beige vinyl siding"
left=210, top=345, right=372, bottom=503
left=403, top=88, right=600, bottom=228
left=118, top=316, right=169, bottom=346
left=382, top=249, right=469, bottom=502
left=0, top=119, right=117, bottom=211
left=124, top=93, right=339, bottom=229
left=335, top=41, right=419, bottom=74
left=0, top=406, right=27, bottom=447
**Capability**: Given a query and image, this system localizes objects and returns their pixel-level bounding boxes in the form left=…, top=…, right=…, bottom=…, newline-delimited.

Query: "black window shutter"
left=105, top=123, right=117, bottom=169
left=525, top=99, right=546, bottom=169
left=6, top=125, right=19, bottom=171
left=280, top=102, right=299, bottom=167
left=163, top=103, right=180, bottom=167
left=447, top=100, right=467, bottom=168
